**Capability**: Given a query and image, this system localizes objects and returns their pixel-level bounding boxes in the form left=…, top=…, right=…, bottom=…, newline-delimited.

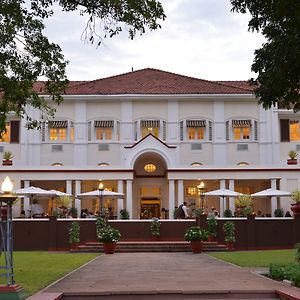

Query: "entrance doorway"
left=140, top=198, right=160, bottom=219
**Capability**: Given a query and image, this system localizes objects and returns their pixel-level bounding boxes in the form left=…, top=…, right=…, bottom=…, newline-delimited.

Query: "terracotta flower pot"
left=151, top=235, right=160, bottom=241
left=103, top=242, right=117, bottom=254
left=291, top=203, right=300, bottom=215
left=287, top=159, right=297, bottom=165
left=70, top=242, right=79, bottom=250
left=2, top=160, right=12, bottom=166
left=226, top=241, right=234, bottom=251
left=190, top=240, right=203, bottom=254
left=208, top=235, right=216, bottom=243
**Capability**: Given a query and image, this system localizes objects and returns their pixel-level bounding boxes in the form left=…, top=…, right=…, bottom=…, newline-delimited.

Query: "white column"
left=178, top=180, right=184, bottom=206
left=229, top=180, right=235, bottom=213
left=219, top=179, right=226, bottom=216
left=24, top=180, right=30, bottom=217
left=126, top=180, right=133, bottom=219
left=75, top=180, right=81, bottom=196
left=271, top=178, right=277, bottom=216
left=66, top=180, right=73, bottom=207
left=117, top=180, right=124, bottom=219
left=169, top=180, right=175, bottom=219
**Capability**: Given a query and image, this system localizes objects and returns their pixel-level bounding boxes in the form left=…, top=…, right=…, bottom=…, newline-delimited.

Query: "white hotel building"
left=1, top=68, right=300, bottom=219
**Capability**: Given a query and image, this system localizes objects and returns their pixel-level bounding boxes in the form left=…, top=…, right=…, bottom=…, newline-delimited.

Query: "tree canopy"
left=230, top=0, right=300, bottom=110
left=0, top=0, right=165, bottom=134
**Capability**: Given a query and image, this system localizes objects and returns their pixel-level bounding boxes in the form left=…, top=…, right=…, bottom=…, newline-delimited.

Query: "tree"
left=0, top=0, right=165, bottom=135
left=230, top=0, right=300, bottom=110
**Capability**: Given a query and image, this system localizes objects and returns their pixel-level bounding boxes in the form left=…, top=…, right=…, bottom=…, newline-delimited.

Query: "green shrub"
left=207, top=214, right=217, bottom=237
left=120, top=209, right=129, bottom=220
left=223, top=221, right=235, bottom=242
left=224, top=209, right=233, bottom=217
left=295, top=243, right=300, bottom=264
left=184, top=226, right=208, bottom=242
left=150, top=218, right=160, bottom=236
left=69, top=221, right=80, bottom=244
left=269, top=264, right=284, bottom=280
left=274, top=208, right=284, bottom=217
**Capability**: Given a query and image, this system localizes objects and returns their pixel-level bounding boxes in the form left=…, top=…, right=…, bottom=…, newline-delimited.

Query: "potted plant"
left=2, top=151, right=13, bottom=166
left=206, top=214, right=217, bottom=242
left=120, top=209, right=129, bottom=220
left=224, top=209, right=233, bottom=218
left=223, top=221, right=235, bottom=251
left=291, top=190, right=300, bottom=215
left=287, top=150, right=298, bottom=165
left=184, top=226, right=208, bottom=253
left=150, top=217, right=160, bottom=240
left=69, top=221, right=80, bottom=250
left=192, top=208, right=203, bottom=218
left=274, top=208, right=284, bottom=217
left=234, top=195, right=253, bottom=217
left=97, top=225, right=121, bottom=254
left=69, top=207, right=78, bottom=218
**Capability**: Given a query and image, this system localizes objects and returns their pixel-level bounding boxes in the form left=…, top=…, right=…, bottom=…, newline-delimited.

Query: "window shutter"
left=116, top=121, right=120, bottom=141
left=180, top=121, right=184, bottom=141
left=41, top=122, right=46, bottom=142
left=88, top=121, right=92, bottom=141
left=163, top=121, right=167, bottom=141
left=226, top=121, right=229, bottom=141
left=208, top=121, right=212, bottom=141
left=10, top=120, right=20, bottom=143
left=254, top=120, right=258, bottom=141
left=280, top=119, right=290, bottom=142
left=134, top=121, right=138, bottom=141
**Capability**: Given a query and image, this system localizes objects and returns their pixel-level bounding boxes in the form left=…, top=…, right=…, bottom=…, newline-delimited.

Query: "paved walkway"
left=41, top=253, right=297, bottom=296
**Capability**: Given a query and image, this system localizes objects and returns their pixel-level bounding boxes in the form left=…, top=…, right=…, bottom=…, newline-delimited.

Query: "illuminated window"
left=49, top=128, right=67, bottom=141
left=0, top=123, right=10, bottom=142
left=144, top=164, right=156, bottom=173
left=191, top=162, right=203, bottom=166
left=98, top=162, right=110, bottom=166
left=95, top=128, right=113, bottom=140
left=141, top=126, right=159, bottom=138
left=140, top=120, right=160, bottom=138
left=51, top=162, right=63, bottom=166
left=290, top=121, right=300, bottom=141
left=188, top=127, right=205, bottom=140
left=70, top=127, right=74, bottom=142
left=186, top=187, right=197, bottom=195
left=237, top=162, right=249, bottom=166
left=233, top=127, right=250, bottom=140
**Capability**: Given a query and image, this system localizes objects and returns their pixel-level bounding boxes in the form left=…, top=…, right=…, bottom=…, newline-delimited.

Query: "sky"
left=44, top=0, right=265, bottom=81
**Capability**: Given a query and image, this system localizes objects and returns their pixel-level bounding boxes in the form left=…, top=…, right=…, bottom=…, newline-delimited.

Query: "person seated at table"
left=31, top=199, right=44, bottom=218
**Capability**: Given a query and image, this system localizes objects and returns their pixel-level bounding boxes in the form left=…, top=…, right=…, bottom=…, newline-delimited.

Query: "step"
left=58, top=290, right=279, bottom=299
left=74, top=241, right=228, bottom=253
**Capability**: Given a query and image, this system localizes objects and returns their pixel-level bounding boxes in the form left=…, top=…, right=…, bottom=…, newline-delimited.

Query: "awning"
left=48, top=121, right=68, bottom=128
left=186, top=120, right=206, bottom=127
left=232, top=119, right=252, bottom=127
left=140, top=120, right=160, bottom=127
left=94, top=120, right=114, bottom=128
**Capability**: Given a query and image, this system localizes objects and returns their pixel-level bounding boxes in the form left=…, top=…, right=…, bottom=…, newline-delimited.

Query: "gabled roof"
left=124, top=133, right=177, bottom=149
left=64, top=68, right=253, bottom=95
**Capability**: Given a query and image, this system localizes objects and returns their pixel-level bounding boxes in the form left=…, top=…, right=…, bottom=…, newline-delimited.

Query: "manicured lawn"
left=208, top=249, right=296, bottom=267
left=0, top=251, right=98, bottom=297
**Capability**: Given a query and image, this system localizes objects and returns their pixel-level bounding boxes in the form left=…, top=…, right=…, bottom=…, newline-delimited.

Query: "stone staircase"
left=74, top=240, right=228, bottom=253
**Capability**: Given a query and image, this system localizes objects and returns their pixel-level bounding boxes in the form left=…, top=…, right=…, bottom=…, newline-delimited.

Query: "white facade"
left=1, top=69, right=300, bottom=219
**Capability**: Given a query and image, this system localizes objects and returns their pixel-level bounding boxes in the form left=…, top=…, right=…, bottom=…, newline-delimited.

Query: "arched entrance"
left=133, top=152, right=168, bottom=219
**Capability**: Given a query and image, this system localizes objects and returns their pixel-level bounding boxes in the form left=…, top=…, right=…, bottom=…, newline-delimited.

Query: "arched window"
left=51, top=162, right=63, bottom=166
left=98, top=162, right=110, bottom=166
left=237, top=162, right=249, bottom=166
left=191, top=162, right=203, bottom=167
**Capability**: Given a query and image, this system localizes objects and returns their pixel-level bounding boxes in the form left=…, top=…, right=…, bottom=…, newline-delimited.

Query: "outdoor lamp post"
left=0, top=176, right=25, bottom=299
left=98, top=180, right=104, bottom=212
left=197, top=181, right=205, bottom=211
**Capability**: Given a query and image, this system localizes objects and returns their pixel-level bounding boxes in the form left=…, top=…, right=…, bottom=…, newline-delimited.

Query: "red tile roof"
left=63, top=68, right=253, bottom=95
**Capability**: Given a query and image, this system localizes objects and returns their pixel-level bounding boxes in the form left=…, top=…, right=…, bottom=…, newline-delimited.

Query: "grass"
left=0, top=251, right=98, bottom=297
left=208, top=249, right=296, bottom=267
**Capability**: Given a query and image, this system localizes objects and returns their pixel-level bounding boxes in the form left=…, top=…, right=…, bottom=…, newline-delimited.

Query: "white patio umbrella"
left=77, top=190, right=124, bottom=198
left=77, top=189, right=124, bottom=216
left=251, top=188, right=291, bottom=197
left=204, top=188, right=243, bottom=216
left=14, top=186, right=57, bottom=217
